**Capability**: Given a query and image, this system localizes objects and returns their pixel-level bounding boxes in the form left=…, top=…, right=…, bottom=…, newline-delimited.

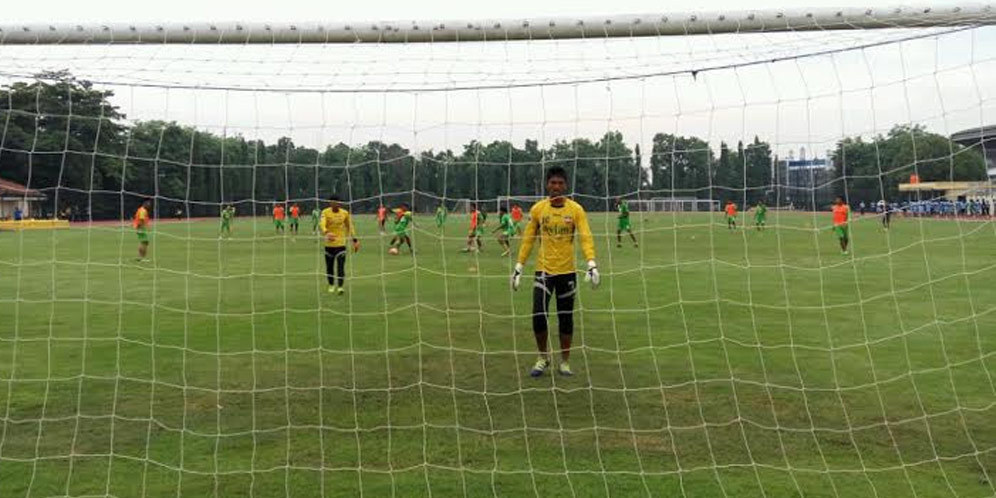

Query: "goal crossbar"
left=1, top=4, right=994, bottom=44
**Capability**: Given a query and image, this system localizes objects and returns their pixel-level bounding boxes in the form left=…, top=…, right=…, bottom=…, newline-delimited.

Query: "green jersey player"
left=435, top=205, right=447, bottom=230
left=389, top=204, right=414, bottom=254
left=493, top=207, right=516, bottom=257
left=311, top=207, right=321, bottom=234
left=616, top=198, right=638, bottom=248
left=754, top=201, right=767, bottom=231
left=219, top=205, right=235, bottom=237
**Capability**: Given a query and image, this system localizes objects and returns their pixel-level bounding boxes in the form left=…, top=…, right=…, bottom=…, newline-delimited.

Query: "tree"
left=832, top=124, right=986, bottom=203
left=649, top=133, right=714, bottom=198
left=0, top=71, right=127, bottom=218
left=744, top=137, right=773, bottom=205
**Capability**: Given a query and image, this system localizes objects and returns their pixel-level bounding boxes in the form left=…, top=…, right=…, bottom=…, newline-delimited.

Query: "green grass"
left=1, top=211, right=995, bottom=497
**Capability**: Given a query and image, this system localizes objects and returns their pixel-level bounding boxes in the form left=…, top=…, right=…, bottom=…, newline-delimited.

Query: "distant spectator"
left=13, top=206, right=23, bottom=221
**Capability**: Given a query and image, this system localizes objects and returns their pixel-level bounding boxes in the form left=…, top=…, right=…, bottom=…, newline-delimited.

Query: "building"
left=898, top=181, right=995, bottom=200
left=773, top=149, right=835, bottom=210
left=0, top=177, right=47, bottom=220
left=950, top=125, right=996, bottom=180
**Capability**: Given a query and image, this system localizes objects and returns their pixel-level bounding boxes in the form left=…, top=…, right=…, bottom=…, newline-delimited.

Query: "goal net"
left=2, top=7, right=996, bottom=497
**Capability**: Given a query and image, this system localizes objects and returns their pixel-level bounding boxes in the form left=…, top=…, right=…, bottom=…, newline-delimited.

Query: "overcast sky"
left=1, top=0, right=994, bottom=166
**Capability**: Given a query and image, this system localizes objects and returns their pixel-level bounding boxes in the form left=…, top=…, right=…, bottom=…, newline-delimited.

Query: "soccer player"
left=219, top=205, right=234, bottom=238
left=389, top=203, right=414, bottom=254
left=511, top=166, right=599, bottom=378
left=133, top=200, right=152, bottom=262
left=725, top=201, right=737, bottom=230
left=493, top=206, right=515, bottom=257
left=320, top=197, right=359, bottom=295
left=880, top=199, right=891, bottom=230
left=615, top=197, right=638, bottom=248
left=832, top=196, right=851, bottom=255
left=272, top=203, right=285, bottom=234
left=393, top=204, right=407, bottom=223
left=753, top=201, right=767, bottom=231
left=435, top=204, right=447, bottom=232
left=511, top=203, right=524, bottom=234
left=377, top=204, right=388, bottom=234
left=289, top=203, right=301, bottom=235
left=463, top=203, right=483, bottom=252
left=310, top=205, right=321, bottom=234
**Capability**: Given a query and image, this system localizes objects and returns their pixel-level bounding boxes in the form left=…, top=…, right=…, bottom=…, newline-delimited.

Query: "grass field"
left=1, top=211, right=995, bottom=497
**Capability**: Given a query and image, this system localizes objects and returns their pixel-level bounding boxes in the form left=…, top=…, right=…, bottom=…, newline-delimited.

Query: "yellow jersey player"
left=320, top=197, right=359, bottom=295
left=511, top=166, right=599, bottom=377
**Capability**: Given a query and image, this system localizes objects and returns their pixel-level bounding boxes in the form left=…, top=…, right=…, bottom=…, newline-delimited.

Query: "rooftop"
left=0, top=178, right=45, bottom=198
left=950, top=126, right=996, bottom=144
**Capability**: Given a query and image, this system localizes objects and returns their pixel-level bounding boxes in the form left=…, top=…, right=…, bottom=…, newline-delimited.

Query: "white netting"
left=629, top=198, right=720, bottom=212
left=1, top=13, right=996, bottom=498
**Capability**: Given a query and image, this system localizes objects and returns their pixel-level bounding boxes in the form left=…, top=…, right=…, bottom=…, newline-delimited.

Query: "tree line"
left=0, top=73, right=986, bottom=220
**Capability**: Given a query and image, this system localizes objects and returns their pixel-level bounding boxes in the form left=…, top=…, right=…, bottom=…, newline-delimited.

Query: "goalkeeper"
left=319, top=197, right=359, bottom=295
left=511, top=166, right=598, bottom=378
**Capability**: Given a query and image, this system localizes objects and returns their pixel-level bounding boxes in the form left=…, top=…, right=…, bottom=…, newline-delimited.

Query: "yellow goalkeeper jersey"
left=320, top=208, right=355, bottom=248
left=517, top=198, right=595, bottom=275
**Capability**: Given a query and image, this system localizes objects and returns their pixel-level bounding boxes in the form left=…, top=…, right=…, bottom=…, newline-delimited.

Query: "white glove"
left=511, top=263, right=524, bottom=291
left=584, top=260, right=600, bottom=289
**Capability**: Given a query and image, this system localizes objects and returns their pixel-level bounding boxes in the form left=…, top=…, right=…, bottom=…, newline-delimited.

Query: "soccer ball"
left=388, top=247, right=400, bottom=255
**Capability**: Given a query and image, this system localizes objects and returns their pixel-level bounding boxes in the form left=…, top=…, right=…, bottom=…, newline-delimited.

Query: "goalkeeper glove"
left=584, top=260, right=600, bottom=289
left=511, top=263, right=523, bottom=291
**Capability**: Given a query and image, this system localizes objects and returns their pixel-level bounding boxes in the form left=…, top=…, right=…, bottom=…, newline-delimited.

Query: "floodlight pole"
left=0, top=4, right=993, bottom=44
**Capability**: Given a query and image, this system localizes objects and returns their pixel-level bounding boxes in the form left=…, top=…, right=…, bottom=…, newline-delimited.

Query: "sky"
left=1, top=0, right=994, bottom=166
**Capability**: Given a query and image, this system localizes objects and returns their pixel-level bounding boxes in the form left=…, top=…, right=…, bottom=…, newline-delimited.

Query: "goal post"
left=3, top=6, right=996, bottom=498
left=1, top=5, right=994, bottom=44
left=629, top=198, right=720, bottom=212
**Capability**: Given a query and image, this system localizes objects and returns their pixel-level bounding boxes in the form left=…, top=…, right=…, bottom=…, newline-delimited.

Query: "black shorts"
left=534, top=272, right=577, bottom=298
left=532, top=272, right=578, bottom=335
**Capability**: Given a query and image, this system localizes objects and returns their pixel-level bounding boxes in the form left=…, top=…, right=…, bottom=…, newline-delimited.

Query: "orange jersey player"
left=511, top=204, right=524, bottom=234
left=377, top=204, right=388, bottom=233
left=273, top=204, right=286, bottom=233
left=463, top=203, right=484, bottom=252
left=832, top=196, right=851, bottom=255
left=289, top=204, right=301, bottom=234
left=133, top=200, right=152, bottom=262
left=724, top=201, right=737, bottom=230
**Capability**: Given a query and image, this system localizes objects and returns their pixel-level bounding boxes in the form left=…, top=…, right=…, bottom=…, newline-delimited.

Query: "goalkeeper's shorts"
left=532, top=272, right=577, bottom=335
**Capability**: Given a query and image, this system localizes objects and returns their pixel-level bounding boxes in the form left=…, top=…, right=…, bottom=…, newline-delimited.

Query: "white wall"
left=0, top=199, right=32, bottom=219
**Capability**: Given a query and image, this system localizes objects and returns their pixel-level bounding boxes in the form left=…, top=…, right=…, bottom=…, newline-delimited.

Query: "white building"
left=0, top=178, right=46, bottom=220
